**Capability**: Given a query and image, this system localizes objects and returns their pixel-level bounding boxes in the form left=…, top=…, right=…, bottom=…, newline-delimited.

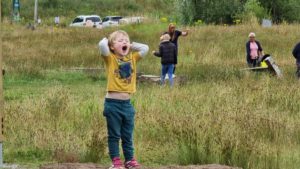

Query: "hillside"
left=1, top=0, right=175, bottom=22
left=2, top=20, right=300, bottom=169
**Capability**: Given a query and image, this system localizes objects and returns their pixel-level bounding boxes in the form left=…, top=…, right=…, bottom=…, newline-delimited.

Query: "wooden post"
left=34, top=0, right=38, bottom=24
left=0, top=1, right=4, bottom=166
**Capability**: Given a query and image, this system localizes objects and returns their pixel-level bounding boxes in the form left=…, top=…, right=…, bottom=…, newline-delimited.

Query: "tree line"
left=175, top=0, right=300, bottom=24
left=1, top=0, right=299, bottom=24
left=1, top=0, right=173, bottom=22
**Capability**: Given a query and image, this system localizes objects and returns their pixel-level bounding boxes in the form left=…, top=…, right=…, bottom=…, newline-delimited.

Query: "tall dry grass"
left=2, top=21, right=300, bottom=168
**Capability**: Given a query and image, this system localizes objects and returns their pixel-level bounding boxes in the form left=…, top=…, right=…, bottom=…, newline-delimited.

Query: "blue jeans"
left=161, top=64, right=174, bottom=86
left=103, top=98, right=135, bottom=161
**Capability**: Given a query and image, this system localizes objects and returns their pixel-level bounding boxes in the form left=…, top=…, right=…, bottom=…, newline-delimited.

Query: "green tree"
left=259, top=0, right=300, bottom=22
left=175, top=0, right=196, bottom=25
left=238, top=0, right=269, bottom=22
left=176, top=0, right=243, bottom=24
left=280, top=0, right=300, bottom=22
left=40, top=0, right=59, bottom=9
left=1, top=0, right=10, bottom=18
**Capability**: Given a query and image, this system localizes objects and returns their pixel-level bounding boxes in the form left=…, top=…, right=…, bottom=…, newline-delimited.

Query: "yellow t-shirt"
left=103, top=52, right=141, bottom=93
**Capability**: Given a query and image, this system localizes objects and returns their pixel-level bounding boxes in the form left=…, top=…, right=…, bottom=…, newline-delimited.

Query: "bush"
left=175, top=0, right=244, bottom=25
left=242, top=0, right=269, bottom=22
left=175, top=0, right=300, bottom=24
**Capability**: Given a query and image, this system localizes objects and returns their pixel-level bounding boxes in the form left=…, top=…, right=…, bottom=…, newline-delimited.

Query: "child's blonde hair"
left=161, top=33, right=171, bottom=41
left=108, top=30, right=130, bottom=49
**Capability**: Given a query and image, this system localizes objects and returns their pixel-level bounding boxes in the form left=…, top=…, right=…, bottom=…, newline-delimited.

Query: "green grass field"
left=2, top=21, right=300, bottom=169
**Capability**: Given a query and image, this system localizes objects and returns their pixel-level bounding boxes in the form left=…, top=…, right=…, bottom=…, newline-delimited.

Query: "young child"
left=164, top=23, right=189, bottom=75
left=153, top=34, right=177, bottom=86
left=98, top=30, right=149, bottom=169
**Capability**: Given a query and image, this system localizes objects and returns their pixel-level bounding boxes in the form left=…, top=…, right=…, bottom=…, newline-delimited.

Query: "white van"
left=70, top=15, right=102, bottom=28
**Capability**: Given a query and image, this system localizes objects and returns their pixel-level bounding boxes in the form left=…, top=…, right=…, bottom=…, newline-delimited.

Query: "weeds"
left=3, top=22, right=300, bottom=169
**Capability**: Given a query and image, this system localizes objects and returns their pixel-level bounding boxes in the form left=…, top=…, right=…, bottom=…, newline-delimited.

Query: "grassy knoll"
left=2, top=21, right=300, bottom=169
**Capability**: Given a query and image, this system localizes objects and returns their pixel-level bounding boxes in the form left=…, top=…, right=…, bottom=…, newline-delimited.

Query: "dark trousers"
left=296, top=65, right=300, bottom=79
left=173, top=47, right=178, bottom=73
left=103, top=98, right=135, bottom=161
left=248, top=58, right=258, bottom=67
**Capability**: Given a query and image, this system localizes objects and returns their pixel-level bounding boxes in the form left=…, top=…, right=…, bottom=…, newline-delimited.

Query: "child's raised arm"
left=98, top=38, right=110, bottom=57
left=131, top=42, right=149, bottom=57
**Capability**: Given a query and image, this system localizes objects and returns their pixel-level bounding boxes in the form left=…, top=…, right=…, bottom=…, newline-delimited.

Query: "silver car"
left=70, top=15, right=102, bottom=28
left=102, top=16, right=123, bottom=28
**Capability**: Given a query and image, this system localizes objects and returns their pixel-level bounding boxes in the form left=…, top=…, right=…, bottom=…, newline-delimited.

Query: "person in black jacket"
left=292, top=41, right=300, bottom=78
left=153, top=34, right=177, bottom=86
left=246, top=32, right=264, bottom=67
left=163, top=23, right=189, bottom=75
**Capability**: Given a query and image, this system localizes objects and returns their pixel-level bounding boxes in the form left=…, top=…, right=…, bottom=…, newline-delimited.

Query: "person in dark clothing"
left=292, top=41, right=300, bottom=78
left=246, top=32, right=264, bottom=67
left=153, top=34, right=177, bottom=86
left=162, top=23, right=189, bottom=75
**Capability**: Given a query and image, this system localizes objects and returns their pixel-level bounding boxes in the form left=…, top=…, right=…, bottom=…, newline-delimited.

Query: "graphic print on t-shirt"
left=115, top=57, right=133, bottom=84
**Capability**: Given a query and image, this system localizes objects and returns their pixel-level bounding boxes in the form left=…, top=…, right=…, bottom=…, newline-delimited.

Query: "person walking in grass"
left=246, top=32, right=264, bottom=67
left=153, top=34, right=177, bottom=86
left=292, top=41, right=300, bottom=78
left=98, top=30, right=149, bottom=169
left=163, top=23, right=189, bottom=76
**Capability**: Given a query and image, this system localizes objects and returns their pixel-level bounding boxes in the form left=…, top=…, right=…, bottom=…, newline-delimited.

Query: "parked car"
left=70, top=15, right=101, bottom=28
left=102, top=16, right=123, bottom=27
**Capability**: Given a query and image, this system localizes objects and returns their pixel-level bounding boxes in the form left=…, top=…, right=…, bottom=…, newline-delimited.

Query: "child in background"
left=98, top=30, right=149, bottom=169
left=153, top=34, right=177, bottom=86
left=164, top=23, right=189, bottom=75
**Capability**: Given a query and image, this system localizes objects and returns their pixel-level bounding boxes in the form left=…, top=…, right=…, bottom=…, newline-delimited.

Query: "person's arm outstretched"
left=182, top=29, right=189, bottom=36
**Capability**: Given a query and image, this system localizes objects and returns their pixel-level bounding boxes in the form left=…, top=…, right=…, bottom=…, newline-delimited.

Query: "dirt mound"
left=40, top=163, right=242, bottom=169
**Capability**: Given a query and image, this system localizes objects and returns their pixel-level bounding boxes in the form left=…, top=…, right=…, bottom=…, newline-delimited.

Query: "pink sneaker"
left=124, top=158, right=140, bottom=169
left=109, top=157, right=124, bottom=169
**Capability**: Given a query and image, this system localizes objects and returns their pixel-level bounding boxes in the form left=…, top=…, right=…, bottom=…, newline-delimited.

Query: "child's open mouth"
left=122, top=46, right=128, bottom=51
